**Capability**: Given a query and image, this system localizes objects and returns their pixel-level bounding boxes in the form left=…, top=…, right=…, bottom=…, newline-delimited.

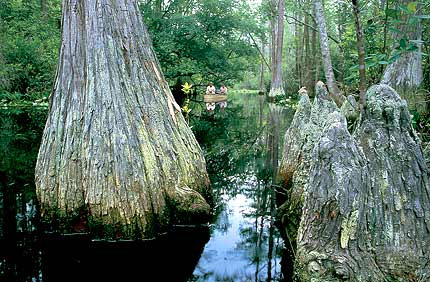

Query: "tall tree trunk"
left=381, top=0, right=423, bottom=111
left=294, top=9, right=303, bottom=89
left=337, top=2, right=346, bottom=89
left=270, top=0, right=285, bottom=97
left=314, top=0, right=344, bottom=106
left=35, top=0, right=211, bottom=239
left=270, top=0, right=277, bottom=85
left=352, top=0, right=367, bottom=107
left=310, top=11, right=317, bottom=96
left=259, top=39, right=266, bottom=94
left=304, top=13, right=311, bottom=92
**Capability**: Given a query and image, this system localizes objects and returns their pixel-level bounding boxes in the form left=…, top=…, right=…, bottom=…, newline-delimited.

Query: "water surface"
left=0, top=90, right=293, bottom=281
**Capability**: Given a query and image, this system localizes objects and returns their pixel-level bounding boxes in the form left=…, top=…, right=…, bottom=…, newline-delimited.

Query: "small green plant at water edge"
left=273, top=93, right=298, bottom=110
left=181, top=82, right=192, bottom=123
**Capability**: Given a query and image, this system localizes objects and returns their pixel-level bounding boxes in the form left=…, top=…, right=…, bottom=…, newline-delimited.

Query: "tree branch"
left=285, top=15, right=340, bottom=44
left=248, top=33, right=272, bottom=72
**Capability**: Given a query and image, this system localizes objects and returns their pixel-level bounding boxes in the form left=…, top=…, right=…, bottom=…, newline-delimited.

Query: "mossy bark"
left=35, top=0, right=211, bottom=239
left=278, top=83, right=430, bottom=281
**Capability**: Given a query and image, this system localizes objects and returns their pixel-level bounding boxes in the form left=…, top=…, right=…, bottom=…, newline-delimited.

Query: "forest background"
left=1, top=0, right=430, bottom=187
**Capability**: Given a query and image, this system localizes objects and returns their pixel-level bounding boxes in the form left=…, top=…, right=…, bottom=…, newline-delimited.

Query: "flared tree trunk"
left=35, top=0, right=211, bottom=238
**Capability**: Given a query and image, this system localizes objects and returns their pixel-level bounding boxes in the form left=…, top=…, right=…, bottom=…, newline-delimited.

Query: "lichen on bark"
left=35, top=0, right=211, bottom=239
left=278, top=82, right=430, bottom=281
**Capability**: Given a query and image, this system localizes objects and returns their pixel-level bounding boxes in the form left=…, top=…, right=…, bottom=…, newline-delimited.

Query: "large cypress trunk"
left=278, top=83, right=430, bottom=281
left=35, top=0, right=211, bottom=238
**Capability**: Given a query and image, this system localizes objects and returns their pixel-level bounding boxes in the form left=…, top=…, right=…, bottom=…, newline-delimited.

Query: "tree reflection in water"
left=0, top=90, right=294, bottom=281
left=190, top=91, right=293, bottom=281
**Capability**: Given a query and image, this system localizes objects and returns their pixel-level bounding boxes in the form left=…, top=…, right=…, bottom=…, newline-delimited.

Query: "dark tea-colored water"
left=0, top=91, right=293, bottom=281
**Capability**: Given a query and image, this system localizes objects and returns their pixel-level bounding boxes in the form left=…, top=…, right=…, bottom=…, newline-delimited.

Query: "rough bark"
left=313, top=0, right=344, bottom=107
left=352, top=0, right=367, bottom=107
left=278, top=83, right=430, bottom=281
left=277, top=82, right=338, bottom=244
left=35, top=0, right=211, bottom=239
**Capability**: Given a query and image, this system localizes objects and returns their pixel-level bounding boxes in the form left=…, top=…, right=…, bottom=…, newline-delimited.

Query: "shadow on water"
left=0, top=90, right=295, bottom=281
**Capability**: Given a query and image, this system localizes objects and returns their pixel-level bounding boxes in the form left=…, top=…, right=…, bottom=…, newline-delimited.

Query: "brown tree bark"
left=313, top=0, right=344, bottom=106
left=35, top=0, right=211, bottom=239
left=352, top=0, right=367, bottom=107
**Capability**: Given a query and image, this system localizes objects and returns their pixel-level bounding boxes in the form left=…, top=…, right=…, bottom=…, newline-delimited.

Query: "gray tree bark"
left=313, top=0, right=344, bottom=107
left=35, top=0, right=211, bottom=239
left=381, top=0, right=423, bottom=95
left=270, top=0, right=277, bottom=85
left=269, top=0, right=285, bottom=97
left=278, top=83, right=430, bottom=281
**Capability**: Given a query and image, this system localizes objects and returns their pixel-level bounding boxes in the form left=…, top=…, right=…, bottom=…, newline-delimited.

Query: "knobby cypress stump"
left=278, top=82, right=430, bottom=281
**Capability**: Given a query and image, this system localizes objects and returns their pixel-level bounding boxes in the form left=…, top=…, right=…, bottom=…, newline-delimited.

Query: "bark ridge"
left=278, top=83, right=430, bottom=281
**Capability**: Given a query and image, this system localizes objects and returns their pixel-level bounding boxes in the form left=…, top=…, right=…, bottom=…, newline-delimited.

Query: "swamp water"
left=0, top=91, right=293, bottom=281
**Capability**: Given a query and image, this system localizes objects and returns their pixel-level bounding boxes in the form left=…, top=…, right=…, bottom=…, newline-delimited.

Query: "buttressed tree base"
left=35, top=0, right=212, bottom=239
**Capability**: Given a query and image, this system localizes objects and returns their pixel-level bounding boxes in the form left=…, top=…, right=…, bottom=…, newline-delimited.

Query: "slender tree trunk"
left=270, top=0, right=277, bottom=85
left=304, top=14, right=311, bottom=92
left=35, top=0, right=211, bottom=238
left=314, top=0, right=344, bottom=106
left=381, top=0, right=389, bottom=75
left=259, top=39, right=266, bottom=94
left=294, top=9, right=303, bottom=88
left=310, top=11, right=317, bottom=96
left=270, top=0, right=285, bottom=97
left=352, top=0, right=367, bottom=107
left=337, top=2, right=346, bottom=89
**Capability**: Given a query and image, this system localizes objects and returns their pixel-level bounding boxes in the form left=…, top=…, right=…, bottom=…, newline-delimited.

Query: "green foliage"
left=0, top=0, right=61, bottom=95
left=140, top=0, right=259, bottom=88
